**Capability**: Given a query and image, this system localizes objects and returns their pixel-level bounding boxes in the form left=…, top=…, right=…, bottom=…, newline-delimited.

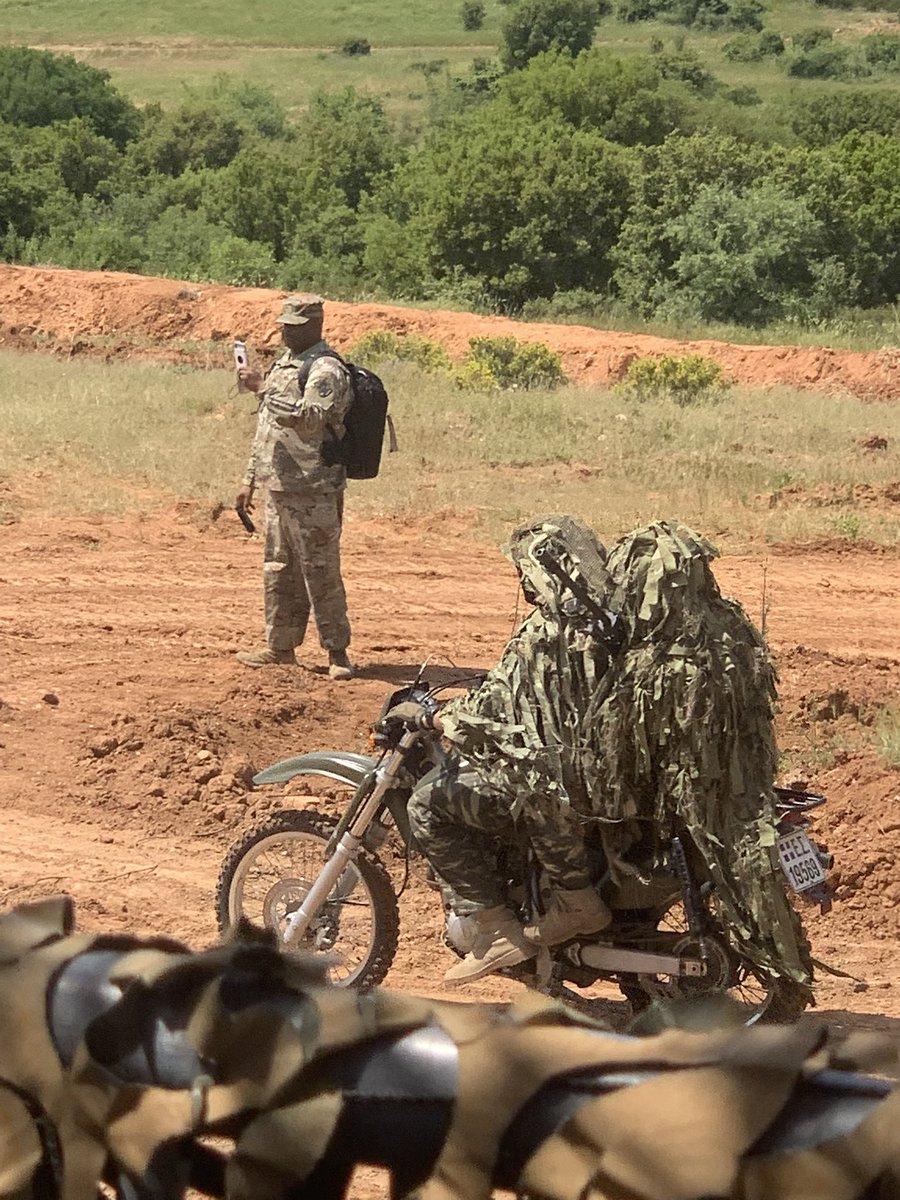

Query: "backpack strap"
left=296, top=347, right=346, bottom=393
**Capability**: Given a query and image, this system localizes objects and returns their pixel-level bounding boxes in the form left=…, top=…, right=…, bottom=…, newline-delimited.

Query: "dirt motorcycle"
left=216, top=672, right=834, bottom=1023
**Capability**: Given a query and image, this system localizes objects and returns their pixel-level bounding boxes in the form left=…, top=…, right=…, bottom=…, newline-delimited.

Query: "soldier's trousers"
left=263, top=489, right=351, bottom=653
left=408, top=757, right=593, bottom=915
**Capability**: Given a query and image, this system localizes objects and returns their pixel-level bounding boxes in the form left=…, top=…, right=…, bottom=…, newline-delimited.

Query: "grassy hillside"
left=0, top=0, right=506, bottom=46
left=3, top=0, right=896, bottom=121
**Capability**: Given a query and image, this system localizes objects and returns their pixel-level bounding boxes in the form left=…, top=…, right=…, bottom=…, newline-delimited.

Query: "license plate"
left=778, top=830, right=827, bottom=893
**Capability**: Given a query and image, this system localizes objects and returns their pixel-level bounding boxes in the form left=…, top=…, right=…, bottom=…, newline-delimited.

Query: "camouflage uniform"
left=410, top=759, right=596, bottom=916
left=595, top=520, right=813, bottom=988
left=408, top=516, right=623, bottom=914
left=244, top=340, right=353, bottom=654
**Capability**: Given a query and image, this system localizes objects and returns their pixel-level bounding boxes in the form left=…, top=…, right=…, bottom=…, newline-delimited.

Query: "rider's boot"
left=443, top=905, right=537, bottom=985
left=524, top=885, right=612, bottom=946
left=328, top=649, right=354, bottom=680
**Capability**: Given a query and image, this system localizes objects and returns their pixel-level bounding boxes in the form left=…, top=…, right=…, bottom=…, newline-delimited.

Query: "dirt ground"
left=1, top=264, right=900, bottom=1045
left=1, top=263, right=898, bottom=399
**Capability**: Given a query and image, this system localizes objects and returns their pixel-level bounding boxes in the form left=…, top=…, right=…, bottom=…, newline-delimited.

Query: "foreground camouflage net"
left=1, top=898, right=898, bottom=1200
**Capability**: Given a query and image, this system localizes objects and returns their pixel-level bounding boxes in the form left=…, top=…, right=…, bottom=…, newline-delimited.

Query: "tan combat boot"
left=235, top=647, right=297, bottom=668
left=328, top=650, right=354, bottom=680
left=524, top=885, right=612, bottom=946
left=443, top=905, right=537, bottom=985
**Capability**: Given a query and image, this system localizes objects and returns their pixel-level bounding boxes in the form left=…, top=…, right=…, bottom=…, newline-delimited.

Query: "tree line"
left=0, top=13, right=898, bottom=330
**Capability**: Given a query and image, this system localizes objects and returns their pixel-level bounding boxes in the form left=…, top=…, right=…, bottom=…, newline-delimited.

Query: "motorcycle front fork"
left=280, top=733, right=417, bottom=947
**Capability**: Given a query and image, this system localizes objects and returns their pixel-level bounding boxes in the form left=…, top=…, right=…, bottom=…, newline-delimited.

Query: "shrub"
left=461, top=0, right=487, bottom=29
left=760, top=30, right=786, bottom=55
left=788, top=44, right=853, bottom=80
left=789, top=90, right=900, bottom=145
left=500, top=0, right=605, bottom=71
left=726, top=85, right=763, bottom=105
left=453, top=358, right=502, bottom=392
left=0, top=46, right=140, bottom=148
left=875, top=705, right=900, bottom=767
left=723, top=34, right=765, bottom=62
left=723, top=30, right=784, bottom=61
left=521, top=288, right=608, bottom=319
left=617, top=0, right=662, bottom=20
left=349, top=329, right=451, bottom=373
left=340, top=38, right=372, bottom=56
left=793, top=27, right=832, bottom=52
left=617, top=353, right=730, bottom=405
left=463, top=336, right=568, bottom=390
left=861, top=33, right=900, bottom=72
left=206, top=234, right=277, bottom=286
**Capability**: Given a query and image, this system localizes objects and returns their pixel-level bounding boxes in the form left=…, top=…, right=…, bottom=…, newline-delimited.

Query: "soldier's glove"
left=374, top=701, right=433, bottom=745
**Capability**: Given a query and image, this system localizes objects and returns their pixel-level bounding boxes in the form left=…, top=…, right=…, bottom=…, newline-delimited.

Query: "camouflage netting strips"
left=594, top=521, right=812, bottom=988
left=1, top=899, right=899, bottom=1200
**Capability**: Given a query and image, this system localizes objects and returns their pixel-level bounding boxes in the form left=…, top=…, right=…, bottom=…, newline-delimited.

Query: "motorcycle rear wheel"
left=216, top=809, right=400, bottom=988
left=621, top=899, right=810, bottom=1025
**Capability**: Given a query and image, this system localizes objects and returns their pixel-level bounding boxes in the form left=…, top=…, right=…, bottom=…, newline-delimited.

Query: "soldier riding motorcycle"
left=217, top=518, right=832, bottom=1023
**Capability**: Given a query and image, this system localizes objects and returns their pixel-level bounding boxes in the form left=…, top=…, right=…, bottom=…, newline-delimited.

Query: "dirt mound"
left=1, top=263, right=898, bottom=400
left=761, top=480, right=900, bottom=511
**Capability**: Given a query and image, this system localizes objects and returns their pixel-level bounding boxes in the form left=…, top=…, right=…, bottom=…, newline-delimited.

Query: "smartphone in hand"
left=234, top=340, right=250, bottom=392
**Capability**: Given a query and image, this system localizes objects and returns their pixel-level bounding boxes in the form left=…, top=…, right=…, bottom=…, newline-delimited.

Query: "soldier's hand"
left=236, top=488, right=254, bottom=513
left=238, top=367, right=263, bottom=393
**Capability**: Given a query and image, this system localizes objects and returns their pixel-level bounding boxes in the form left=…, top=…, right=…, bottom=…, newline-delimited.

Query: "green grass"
left=875, top=706, right=900, bottom=766
left=2, top=348, right=899, bottom=552
left=0, top=0, right=506, bottom=46
left=63, top=44, right=487, bottom=127
left=3, top=0, right=896, bottom=126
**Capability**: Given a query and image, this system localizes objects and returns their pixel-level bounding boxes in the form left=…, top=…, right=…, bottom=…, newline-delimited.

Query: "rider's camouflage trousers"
left=263, top=487, right=350, bottom=653
left=408, top=756, right=593, bottom=914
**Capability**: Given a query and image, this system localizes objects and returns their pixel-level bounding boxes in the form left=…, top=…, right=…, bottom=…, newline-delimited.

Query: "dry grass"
left=1, top=349, right=898, bottom=553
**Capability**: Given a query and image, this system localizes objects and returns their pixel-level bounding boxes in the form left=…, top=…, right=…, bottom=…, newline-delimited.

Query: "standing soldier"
left=234, top=295, right=354, bottom=680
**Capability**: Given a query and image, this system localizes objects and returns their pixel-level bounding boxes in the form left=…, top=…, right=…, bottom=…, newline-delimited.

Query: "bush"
left=789, top=91, right=900, bottom=146
left=460, top=336, right=567, bottom=390
left=861, top=33, right=900, bottom=71
left=723, top=30, right=784, bottom=61
left=0, top=45, right=139, bottom=147
left=723, top=34, right=764, bottom=62
left=726, top=85, right=762, bottom=105
left=500, top=0, right=605, bottom=71
left=788, top=44, right=853, bottom=80
left=617, top=0, right=662, bottom=20
left=760, top=30, right=786, bottom=55
left=206, top=234, right=277, bottom=286
left=341, top=38, right=372, bottom=56
left=793, top=27, right=832, bottom=52
left=349, top=329, right=451, bottom=373
left=461, top=0, right=487, bottom=29
left=521, top=288, right=608, bottom=319
left=616, top=353, right=730, bottom=405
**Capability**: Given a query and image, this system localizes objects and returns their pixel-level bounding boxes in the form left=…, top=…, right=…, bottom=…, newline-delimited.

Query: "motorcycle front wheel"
left=215, top=809, right=400, bottom=988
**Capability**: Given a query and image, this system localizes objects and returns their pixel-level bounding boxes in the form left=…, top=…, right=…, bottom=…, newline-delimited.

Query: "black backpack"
left=298, top=350, right=395, bottom=480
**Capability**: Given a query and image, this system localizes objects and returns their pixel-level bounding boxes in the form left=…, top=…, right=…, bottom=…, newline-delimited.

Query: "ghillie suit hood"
left=594, top=519, right=812, bottom=988
left=440, top=515, right=623, bottom=817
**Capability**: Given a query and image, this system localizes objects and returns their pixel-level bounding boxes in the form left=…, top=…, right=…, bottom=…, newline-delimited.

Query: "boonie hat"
left=277, top=294, right=325, bottom=325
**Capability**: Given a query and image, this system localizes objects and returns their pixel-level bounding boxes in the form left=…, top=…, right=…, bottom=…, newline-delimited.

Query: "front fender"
left=253, top=751, right=377, bottom=789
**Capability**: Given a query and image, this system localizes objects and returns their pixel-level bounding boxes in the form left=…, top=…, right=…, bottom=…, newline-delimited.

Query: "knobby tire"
left=215, top=809, right=400, bottom=989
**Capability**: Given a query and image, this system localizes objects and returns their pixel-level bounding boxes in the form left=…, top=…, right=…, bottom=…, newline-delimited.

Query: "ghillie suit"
left=0, top=897, right=897, bottom=1200
left=439, top=514, right=624, bottom=818
left=593, top=520, right=812, bottom=995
